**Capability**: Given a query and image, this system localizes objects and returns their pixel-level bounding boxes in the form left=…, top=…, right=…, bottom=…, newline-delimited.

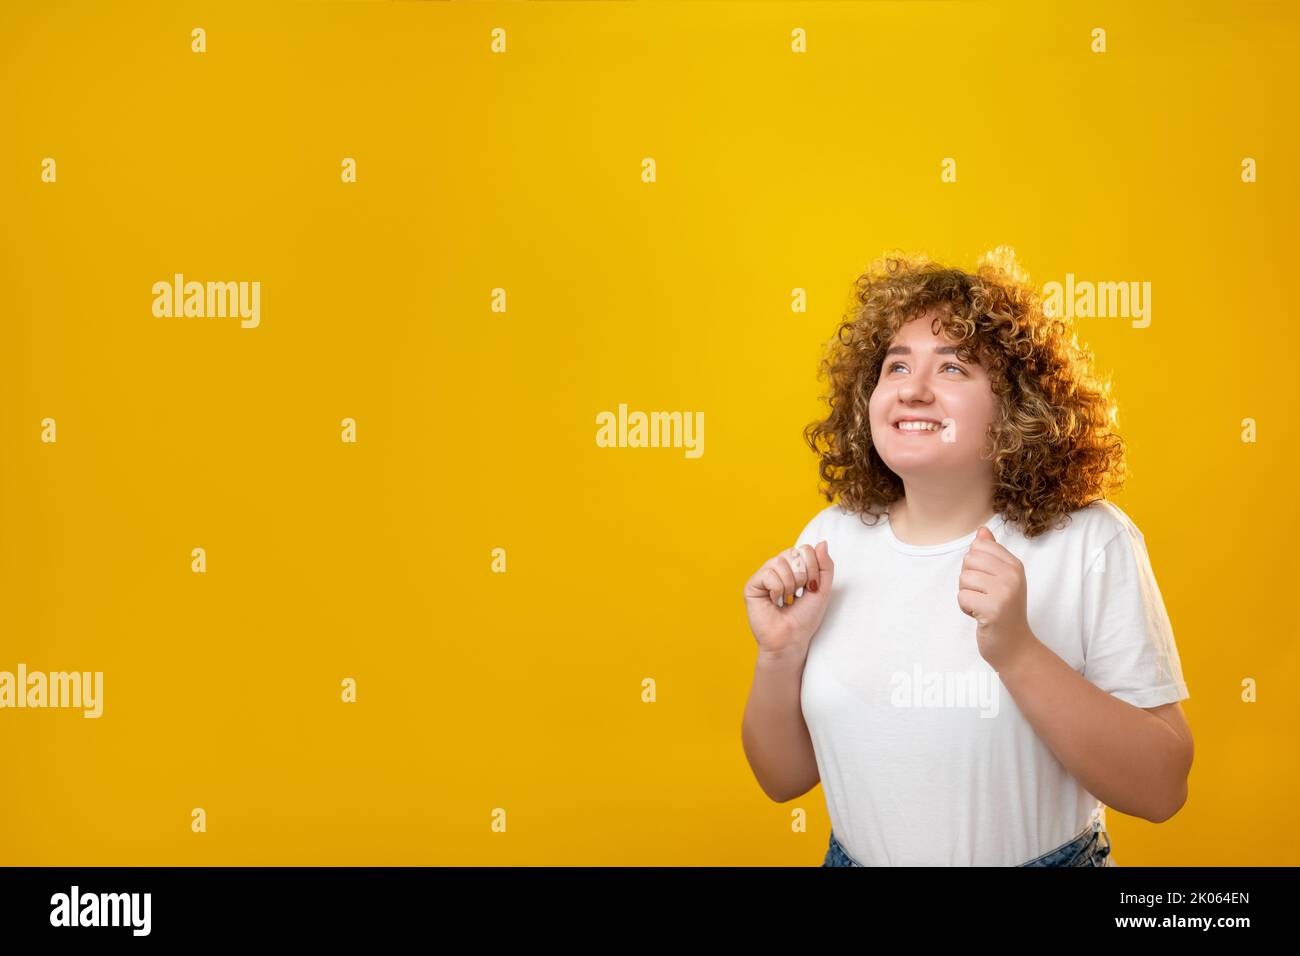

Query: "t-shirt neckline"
left=883, top=509, right=1008, bottom=556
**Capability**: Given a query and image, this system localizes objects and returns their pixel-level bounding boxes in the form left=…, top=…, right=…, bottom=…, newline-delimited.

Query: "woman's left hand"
left=957, top=526, right=1035, bottom=672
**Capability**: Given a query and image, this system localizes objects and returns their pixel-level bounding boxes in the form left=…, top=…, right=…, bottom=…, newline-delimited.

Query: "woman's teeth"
left=895, top=421, right=940, bottom=431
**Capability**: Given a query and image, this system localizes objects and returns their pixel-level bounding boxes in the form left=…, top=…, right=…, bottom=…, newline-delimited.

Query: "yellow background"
left=2, top=0, right=1295, bottom=865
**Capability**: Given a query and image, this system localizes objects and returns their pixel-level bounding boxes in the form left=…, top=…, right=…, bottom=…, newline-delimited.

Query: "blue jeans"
left=822, top=818, right=1114, bottom=867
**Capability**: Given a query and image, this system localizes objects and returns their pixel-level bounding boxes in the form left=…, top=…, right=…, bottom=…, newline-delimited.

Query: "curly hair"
left=802, top=246, right=1127, bottom=539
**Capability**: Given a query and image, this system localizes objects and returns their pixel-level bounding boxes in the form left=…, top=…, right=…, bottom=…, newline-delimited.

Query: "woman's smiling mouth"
left=893, top=419, right=943, bottom=432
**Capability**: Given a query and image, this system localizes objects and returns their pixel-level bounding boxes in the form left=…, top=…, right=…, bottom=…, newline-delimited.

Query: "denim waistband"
left=1019, top=811, right=1112, bottom=867
left=823, top=811, right=1113, bottom=867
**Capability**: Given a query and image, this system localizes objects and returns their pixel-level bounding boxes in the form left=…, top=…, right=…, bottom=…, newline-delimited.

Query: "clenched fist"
left=957, top=525, right=1034, bottom=671
left=744, top=540, right=836, bottom=661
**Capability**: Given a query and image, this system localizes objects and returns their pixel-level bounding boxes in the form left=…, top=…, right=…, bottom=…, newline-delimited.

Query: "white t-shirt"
left=795, top=499, right=1189, bottom=866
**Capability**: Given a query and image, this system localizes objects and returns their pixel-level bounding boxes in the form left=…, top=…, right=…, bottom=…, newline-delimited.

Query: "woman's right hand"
left=743, top=540, right=835, bottom=660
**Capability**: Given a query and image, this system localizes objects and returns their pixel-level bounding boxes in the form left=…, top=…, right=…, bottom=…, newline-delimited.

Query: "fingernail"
left=778, top=595, right=784, bottom=608
left=809, top=579, right=819, bottom=592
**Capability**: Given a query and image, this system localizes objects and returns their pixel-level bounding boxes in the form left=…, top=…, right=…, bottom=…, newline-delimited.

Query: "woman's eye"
left=885, top=362, right=966, bottom=375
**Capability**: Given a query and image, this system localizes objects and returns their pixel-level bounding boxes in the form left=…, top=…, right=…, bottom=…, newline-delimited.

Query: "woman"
left=740, top=248, right=1193, bottom=867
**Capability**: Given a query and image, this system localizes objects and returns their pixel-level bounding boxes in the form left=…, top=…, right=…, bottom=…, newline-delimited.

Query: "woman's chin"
left=879, top=453, right=950, bottom=478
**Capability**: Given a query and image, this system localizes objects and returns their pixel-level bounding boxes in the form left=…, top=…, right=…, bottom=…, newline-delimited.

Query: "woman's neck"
left=887, top=493, right=997, bottom=546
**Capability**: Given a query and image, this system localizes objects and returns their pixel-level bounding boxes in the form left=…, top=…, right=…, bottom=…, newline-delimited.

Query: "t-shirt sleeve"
left=1080, top=524, right=1190, bottom=708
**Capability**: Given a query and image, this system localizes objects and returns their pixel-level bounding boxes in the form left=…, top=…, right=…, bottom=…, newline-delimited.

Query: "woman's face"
left=868, top=313, right=1000, bottom=482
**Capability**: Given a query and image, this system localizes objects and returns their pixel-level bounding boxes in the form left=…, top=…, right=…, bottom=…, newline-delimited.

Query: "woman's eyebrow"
left=885, top=345, right=962, bottom=356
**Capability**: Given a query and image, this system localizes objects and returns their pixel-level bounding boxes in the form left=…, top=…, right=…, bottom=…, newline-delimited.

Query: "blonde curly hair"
left=802, top=247, right=1127, bottom=539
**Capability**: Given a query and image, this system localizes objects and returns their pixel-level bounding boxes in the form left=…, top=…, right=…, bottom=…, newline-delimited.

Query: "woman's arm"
left=997, top=634, right=1194, bottom=822
left=741, top=646, right=821, bottom=803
